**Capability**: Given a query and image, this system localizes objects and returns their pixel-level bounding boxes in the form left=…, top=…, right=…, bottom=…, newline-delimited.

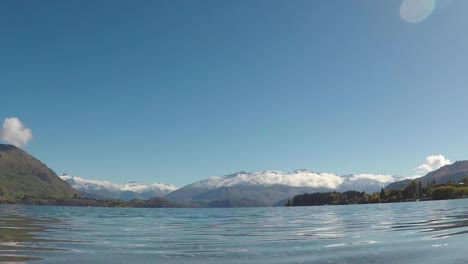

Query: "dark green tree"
left=417, top=182, right=423, bottom=198
left=379, top=188, right=386, bottom=200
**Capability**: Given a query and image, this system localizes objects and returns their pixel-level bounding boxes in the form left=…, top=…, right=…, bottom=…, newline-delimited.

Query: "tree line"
left=286, top=178, right=468, bottom=206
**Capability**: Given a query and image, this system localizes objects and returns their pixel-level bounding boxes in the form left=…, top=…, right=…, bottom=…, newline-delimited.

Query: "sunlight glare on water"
left=0, top=200, right=467, bottom=264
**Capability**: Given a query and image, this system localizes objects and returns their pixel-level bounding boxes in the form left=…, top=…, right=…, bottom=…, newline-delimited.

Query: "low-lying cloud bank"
left=0, top=117, right=33, bottom=148
left=198, top=155, right=452, bottom=192
left=205, top=170, right=345, bottom=189
left=198, top=171, right=398, bottom=194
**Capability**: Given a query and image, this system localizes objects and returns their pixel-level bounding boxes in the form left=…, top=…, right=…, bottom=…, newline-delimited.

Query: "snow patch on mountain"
left=60, top=175, right=177, bottom=201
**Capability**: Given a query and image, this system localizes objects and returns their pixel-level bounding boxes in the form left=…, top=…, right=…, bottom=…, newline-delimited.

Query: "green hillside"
left=0, top=144, right=78, bottom=201
left=386, top=160, right=468, bottom=190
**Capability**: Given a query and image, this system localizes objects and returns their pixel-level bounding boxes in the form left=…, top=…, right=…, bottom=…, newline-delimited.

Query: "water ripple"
left=0, top=200, right=467, bottom=263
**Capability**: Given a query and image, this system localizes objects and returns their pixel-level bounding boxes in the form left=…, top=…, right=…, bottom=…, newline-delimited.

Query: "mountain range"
left=60, top=175, right=177, bottom=201
left=61, top=170, right=402, bottom=206
left=2, top=143, right=467, bottom=207
left=164, top=170, right=403, bottom=206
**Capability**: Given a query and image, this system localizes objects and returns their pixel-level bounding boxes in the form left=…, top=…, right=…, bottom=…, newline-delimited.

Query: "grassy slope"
left=0, top=144, right=78, bottom=200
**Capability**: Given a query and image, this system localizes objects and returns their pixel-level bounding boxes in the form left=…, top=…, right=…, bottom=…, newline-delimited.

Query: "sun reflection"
left=400, top=0, right=436, bottom=23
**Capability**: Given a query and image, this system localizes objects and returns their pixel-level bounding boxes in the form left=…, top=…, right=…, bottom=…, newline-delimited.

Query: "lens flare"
left=400, top=0, right=436, bottom=23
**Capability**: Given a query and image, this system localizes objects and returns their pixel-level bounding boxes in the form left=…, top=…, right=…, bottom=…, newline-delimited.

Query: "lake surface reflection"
left=0, top=209, right=67, bottom=262
left=0, top=199, right=467, bottom=263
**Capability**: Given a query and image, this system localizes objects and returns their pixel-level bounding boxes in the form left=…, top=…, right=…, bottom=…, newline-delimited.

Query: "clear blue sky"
left=1, top=0, right=467, bottom=187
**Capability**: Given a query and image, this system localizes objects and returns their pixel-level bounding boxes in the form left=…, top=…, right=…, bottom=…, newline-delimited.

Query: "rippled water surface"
left=0, top=199, right=467, bottom=263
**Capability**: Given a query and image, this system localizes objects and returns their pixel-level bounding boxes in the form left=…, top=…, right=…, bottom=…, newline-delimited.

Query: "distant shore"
left=287, top=179, right=468, bottom=206
left=0, top=195, right=182, bottom=208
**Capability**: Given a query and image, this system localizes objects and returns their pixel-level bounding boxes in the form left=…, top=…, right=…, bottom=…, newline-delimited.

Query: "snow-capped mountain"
left=60, top=175, right=177, bottom=201
left=165, top=170, right=402, bottom=207
left=189, top=170, right=344, bottom=189
left=61, top=170, right=403, bottom=206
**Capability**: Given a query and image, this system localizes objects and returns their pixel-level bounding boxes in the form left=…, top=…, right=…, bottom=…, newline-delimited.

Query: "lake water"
left=0, top=199, right=467, bottom=263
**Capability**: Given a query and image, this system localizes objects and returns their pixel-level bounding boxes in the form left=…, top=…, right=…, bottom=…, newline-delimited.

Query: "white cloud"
left=0, top=117, right=33, bottom=148
left=416, top=155, right=451, bottom=175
